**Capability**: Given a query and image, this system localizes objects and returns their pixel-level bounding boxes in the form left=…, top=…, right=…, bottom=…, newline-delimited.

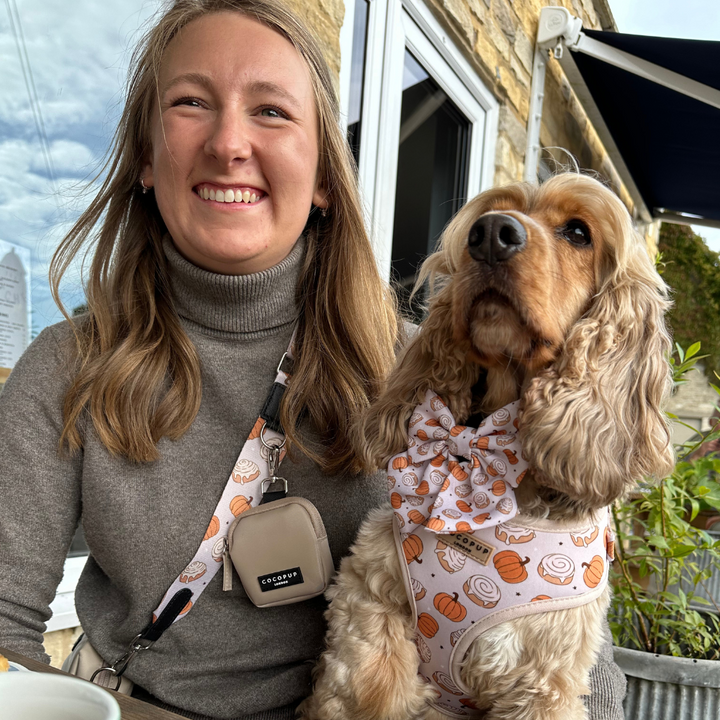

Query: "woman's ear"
left=141, top=160, right=154, bottom=189
left=312, top=186, right=328, bottom=209
left=520, top=242, right=675, bottom=509
left=312, top=169, right=328, bottom=209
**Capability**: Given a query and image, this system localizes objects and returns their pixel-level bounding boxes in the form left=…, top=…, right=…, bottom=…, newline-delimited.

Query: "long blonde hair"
left=51, top=0, right=398, bottom=474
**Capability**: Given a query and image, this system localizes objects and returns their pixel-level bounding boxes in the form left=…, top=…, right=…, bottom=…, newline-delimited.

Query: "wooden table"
left=1, top=646, right=184, bottom=720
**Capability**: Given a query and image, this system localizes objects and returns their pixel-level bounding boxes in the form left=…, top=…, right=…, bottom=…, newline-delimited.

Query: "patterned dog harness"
left=389, top=391, right=614, bottom=718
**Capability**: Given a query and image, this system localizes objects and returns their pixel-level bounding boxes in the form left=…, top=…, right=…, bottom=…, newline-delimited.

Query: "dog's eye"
left=560, top=220, right=592, bottom=246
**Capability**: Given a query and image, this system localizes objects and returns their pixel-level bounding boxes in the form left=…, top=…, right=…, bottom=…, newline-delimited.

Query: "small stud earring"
left=140, top=178, right=150, bottom=194
left=320, top=207, right=327, bottom=217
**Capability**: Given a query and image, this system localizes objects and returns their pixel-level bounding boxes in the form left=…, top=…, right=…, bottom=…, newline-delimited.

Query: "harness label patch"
left=443, top=533, right=496, bottom=565
left=258, top=567, right=304, bottom=591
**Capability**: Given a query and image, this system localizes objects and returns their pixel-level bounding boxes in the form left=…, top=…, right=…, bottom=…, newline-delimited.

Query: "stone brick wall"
left=422, top=0, right=636, bottom=214
left=283, top=0, right=344, bottom=79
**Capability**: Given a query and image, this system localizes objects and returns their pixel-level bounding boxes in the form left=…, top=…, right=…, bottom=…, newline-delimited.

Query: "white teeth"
left=200, top=187, right=262, bottom=203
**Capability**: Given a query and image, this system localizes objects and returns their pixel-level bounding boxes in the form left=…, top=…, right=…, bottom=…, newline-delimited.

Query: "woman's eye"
left=560, top=219, right=592, bottom=246
left=260, top=107, right=286, bottom=119
left=172, top=97, right=203, bottom=108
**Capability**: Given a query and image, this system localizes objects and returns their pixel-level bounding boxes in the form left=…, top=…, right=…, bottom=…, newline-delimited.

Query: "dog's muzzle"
left=467, top=213, right=526, bottom=266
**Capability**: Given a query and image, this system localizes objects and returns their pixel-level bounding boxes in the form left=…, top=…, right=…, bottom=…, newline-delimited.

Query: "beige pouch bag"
left=62, top=634, right=134, bottom=695
left=225, top=496, right=334, bottom=607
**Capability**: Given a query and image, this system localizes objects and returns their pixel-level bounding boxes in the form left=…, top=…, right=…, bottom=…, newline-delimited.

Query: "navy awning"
left=560, top=30, right=720, bottom=223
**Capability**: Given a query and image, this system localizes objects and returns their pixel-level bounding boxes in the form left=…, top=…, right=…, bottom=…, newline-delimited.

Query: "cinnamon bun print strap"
left=147, top=337, right=295, bottom=625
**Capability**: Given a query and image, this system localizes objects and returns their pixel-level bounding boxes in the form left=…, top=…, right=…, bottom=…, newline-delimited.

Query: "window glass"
left=391, top=50, right=470, bottom=320
left=346, top=0, right=370, bottom=165
left=0, top=0, right=158, bottom=367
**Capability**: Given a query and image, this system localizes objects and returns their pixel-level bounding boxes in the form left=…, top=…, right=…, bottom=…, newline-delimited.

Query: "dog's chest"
left=393, top=514, right=612, bottom=716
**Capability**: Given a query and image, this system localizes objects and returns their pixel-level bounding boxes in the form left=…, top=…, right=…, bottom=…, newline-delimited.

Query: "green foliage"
left=610, top=342, right=720, bottom=658
left=658, top=223, right=720, bottom=380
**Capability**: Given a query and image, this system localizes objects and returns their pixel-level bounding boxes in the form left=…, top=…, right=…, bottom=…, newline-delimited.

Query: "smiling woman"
left=0, top=1, right=399, bottom=719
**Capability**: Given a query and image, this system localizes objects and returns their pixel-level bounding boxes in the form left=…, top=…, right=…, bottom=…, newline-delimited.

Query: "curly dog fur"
left=300, top=174, right=674, bottom=720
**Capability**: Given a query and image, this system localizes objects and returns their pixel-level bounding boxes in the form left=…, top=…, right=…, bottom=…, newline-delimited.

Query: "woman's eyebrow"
left=161, top=72, right=214, bottom=97
left=245, top=80, right=302, bottom=111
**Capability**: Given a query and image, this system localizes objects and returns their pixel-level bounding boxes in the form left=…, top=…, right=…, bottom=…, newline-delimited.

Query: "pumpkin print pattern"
left=388, top=390, right=528, bottom=535
left=400, top=511, right=613, bottom=718
left=582, top=555, right=605, bottom=588
left=149, top=342, right=294, bottom=627
left=203, top=515, right=220, bottom=541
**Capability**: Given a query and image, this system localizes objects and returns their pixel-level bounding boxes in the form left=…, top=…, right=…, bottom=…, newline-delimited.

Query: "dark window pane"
left=347, top=0, right=370, bottom=165
left=68, top=523, right=89, bottom=558
left=391, top=50, right=470, bottom=321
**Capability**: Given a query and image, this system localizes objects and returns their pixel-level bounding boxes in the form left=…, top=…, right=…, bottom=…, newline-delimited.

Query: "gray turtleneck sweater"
left=0, top=239, right=626, bottom=719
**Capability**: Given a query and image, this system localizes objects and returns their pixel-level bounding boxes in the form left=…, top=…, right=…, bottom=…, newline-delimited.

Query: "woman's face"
left=143, top=12, right=327, bottom=275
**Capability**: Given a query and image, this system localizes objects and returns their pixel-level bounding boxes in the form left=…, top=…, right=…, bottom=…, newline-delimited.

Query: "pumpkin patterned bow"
left=389, top=390, right=529, bottom=534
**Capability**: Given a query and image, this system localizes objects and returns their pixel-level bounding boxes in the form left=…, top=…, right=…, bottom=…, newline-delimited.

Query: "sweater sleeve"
left=585, top=621, right=627, bottom=720
left=0, top=325, right=82, bottom=663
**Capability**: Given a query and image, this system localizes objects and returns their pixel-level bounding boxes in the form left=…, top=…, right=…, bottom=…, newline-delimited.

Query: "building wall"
left=421, top=0, right=636, bottom=212
left=283, top=0, right=345, bottom=78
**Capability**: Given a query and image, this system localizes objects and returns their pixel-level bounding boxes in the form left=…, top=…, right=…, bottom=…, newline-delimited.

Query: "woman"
left=0, top=1, right=624, bottom=718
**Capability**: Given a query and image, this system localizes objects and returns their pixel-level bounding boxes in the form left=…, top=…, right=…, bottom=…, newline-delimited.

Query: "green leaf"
left=689, top=498, right=700, bottom=521
left=686, top=342, right=702, bottom=359
left=647, top=535, right=670, bottom=550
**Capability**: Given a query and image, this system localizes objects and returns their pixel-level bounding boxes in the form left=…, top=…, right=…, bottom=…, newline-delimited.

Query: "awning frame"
left=523, top=7, right=720, bottom=229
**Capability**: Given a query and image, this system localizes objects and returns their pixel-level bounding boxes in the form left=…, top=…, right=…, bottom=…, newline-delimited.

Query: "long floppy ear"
left=355, top=284, right=481, bottom=473
left=520, top=227, right=675, bottom=509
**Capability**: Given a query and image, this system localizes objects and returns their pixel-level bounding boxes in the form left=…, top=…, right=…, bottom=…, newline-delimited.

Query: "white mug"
left=0, top=672, right=121, bottom=720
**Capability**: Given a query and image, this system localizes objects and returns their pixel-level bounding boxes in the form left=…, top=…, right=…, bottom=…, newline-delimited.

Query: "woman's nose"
left=204, top=110, right=252, bottom=165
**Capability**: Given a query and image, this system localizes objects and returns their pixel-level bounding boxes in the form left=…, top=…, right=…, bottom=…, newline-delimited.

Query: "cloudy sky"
left=1, top=0, right=719, bottom=344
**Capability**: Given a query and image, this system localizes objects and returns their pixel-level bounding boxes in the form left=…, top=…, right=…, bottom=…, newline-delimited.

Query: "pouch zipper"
left=222, top=536, right=233, bottom=591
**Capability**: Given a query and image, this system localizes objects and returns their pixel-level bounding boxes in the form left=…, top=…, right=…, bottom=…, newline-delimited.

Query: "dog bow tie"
left=388, top=390, right=529, bottom=534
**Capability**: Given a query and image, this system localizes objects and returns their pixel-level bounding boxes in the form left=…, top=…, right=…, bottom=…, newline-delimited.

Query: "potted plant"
left=610, top=343, right=720, bottom=718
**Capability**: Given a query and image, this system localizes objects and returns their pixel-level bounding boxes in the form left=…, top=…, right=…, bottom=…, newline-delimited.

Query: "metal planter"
left=615, top=646, right=720, bottom=720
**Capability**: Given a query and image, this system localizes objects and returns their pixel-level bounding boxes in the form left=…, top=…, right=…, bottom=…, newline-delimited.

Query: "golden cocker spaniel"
left=301, top=173, right=674, bottom=720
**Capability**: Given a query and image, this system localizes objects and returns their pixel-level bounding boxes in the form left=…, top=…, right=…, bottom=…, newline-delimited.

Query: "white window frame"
left=46, top=555, right=87, bottom=632
left=340, top=0, right=499, bottom=280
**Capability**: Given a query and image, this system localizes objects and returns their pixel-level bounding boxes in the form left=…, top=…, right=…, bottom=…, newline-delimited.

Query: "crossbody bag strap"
left=98, top=337, right=295, bottom=686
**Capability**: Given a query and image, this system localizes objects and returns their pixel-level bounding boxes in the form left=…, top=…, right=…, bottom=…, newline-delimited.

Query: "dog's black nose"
left=467, top=213, right=527, bottom=265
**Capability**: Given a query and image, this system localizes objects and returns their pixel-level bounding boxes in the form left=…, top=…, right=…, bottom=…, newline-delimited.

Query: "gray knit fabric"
left=0, top=237, right=625, bottom=719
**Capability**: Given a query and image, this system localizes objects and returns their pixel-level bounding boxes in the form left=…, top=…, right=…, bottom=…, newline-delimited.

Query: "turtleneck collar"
left=163, top=236, right=304, bottom=337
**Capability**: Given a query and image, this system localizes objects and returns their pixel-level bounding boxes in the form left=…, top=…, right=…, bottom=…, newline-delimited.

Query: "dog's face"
left=446, top=176, right=621, bottom=374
